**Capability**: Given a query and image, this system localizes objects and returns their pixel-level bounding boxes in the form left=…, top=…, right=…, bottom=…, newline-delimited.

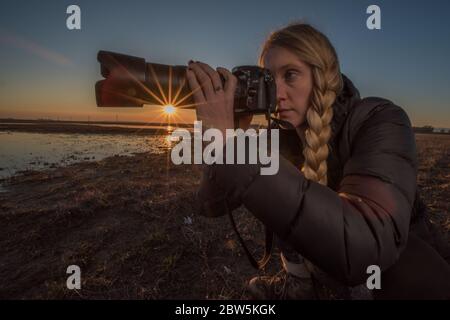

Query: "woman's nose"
left=276, top=80, right=288, bottom=102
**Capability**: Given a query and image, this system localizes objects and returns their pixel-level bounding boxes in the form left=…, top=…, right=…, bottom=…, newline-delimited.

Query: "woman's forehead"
left=263, top=46, right=307, bottom=71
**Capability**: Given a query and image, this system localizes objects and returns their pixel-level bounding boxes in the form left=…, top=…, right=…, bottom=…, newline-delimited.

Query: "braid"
left=303, top=68, right=339, bottom=185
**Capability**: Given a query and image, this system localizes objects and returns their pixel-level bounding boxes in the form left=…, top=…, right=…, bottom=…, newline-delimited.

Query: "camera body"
left=95, top=51, right=277, bottom=115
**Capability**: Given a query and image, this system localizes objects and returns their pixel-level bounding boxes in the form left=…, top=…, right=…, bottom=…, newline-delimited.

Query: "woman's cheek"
left=295, top=95, right=310, bottom=125
left=295, top=91, right=309, bottom=113
left=294, top=108, right=307, bottom=126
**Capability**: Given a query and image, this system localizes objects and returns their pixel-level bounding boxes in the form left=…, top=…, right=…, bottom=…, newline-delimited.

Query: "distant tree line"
left=413, top=125, right=434, bottom=133
left=413, top=125, right=450, bottom=134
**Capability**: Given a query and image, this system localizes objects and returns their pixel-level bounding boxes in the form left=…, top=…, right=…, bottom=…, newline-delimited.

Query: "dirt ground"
left=0, top=133, right=449, bottom=299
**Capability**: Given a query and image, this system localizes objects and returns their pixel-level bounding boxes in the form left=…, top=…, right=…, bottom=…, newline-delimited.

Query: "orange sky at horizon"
left=0, top=106, right=198, bottom=124
left=0, top=106, right=446, bottom=128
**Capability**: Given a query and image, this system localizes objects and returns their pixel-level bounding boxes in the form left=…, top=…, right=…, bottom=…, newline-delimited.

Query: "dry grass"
left=0, top=133, right=448, bottom=299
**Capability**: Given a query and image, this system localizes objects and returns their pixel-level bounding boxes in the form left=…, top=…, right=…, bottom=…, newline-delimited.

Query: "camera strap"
left=227, top=208, right=274, bottom=270
left=227, top=110, right=274, bottom=270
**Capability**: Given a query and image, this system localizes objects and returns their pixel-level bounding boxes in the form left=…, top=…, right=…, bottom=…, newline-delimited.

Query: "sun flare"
left=163, top=104, right=176, bottom=115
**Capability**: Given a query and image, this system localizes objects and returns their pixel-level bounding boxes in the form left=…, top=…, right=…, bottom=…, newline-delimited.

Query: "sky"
left=0, top=0, right=449, bottom=127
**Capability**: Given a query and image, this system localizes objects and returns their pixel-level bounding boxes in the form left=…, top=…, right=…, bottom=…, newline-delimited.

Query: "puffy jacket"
left=196, top=74, right=424, bottom=286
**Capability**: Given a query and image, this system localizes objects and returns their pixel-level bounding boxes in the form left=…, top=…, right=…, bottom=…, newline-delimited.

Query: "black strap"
left=227, top=206, right=273, bottom=270
left=227, top=110, right=274, bottom=270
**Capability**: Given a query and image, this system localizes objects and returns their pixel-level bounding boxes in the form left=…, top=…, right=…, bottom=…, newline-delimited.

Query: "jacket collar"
left=330, top=74, right=361, bottom=141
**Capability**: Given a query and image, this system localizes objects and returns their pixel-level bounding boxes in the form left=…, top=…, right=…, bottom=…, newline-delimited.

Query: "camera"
left=95, top=51, right=277, bottom=116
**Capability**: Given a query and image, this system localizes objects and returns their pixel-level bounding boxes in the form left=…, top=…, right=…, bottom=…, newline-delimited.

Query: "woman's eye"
left=284, top=70, right=299, bottom=82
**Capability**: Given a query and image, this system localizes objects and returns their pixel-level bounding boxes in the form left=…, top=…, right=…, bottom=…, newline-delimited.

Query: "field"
left=0, top=133, right=449, bottom=299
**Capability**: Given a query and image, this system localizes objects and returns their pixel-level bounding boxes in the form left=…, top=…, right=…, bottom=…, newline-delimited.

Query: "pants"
left=277, top=218, right=450, bottom=300
left=373, top=233, right=450, bottom=299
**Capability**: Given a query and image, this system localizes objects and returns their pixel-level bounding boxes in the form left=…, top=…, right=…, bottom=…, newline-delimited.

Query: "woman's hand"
left=186, top=61, right=237, bottom=136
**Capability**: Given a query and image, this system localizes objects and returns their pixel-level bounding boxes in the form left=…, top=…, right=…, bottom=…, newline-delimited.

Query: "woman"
left=186, top=22, right=450, bottom=299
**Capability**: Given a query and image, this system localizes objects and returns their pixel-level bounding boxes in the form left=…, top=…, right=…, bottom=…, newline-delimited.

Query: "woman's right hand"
left=186, top=61, right=253, bottom=132
left=186, top=61, right=236, bottom=136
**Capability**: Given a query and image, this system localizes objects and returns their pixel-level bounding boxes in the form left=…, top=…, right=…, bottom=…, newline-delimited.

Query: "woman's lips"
left=277, top=109, right=294, bottom=115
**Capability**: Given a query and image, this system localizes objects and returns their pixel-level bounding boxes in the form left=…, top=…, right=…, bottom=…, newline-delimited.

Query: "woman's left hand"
left=186, top=61, right=237, bottom=136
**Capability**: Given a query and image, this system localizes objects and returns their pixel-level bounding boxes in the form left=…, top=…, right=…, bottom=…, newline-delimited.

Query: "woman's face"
left=263, top=46, right=313, bottom=128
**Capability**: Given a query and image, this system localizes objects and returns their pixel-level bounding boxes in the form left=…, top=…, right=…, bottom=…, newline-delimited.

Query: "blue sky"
left=0, top=0, right=449, bottom=127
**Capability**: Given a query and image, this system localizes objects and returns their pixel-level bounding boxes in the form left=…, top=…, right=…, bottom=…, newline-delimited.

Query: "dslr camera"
left=95, top=51, right=277, bottom=119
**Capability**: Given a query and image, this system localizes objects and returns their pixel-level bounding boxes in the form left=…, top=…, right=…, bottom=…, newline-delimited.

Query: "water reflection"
left=0, top=131, right=175, bottom=179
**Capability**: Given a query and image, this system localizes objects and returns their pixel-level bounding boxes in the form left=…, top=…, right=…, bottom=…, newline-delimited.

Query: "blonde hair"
left=259, top=22, right=343, bottom=185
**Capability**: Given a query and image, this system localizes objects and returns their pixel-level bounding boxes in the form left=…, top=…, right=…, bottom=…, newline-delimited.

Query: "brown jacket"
left=196, top=74, right=448, bottom=287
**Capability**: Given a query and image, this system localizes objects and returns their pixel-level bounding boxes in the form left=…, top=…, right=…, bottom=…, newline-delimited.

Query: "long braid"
left=303, top=67, right=340, bottom=185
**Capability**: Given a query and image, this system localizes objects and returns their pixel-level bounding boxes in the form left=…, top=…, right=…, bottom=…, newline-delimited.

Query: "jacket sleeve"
left=196, top=103, right=418, bottom=285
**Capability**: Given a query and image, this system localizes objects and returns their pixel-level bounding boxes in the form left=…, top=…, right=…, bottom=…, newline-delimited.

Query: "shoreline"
left=0, top=118, right=193, bottom=127
left=0, top=123, right=172, bottom=136
left=1, top=120, right=448, bottom=136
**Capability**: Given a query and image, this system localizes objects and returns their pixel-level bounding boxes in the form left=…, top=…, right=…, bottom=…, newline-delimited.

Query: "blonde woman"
left=186, top=22, right=450, bottom=299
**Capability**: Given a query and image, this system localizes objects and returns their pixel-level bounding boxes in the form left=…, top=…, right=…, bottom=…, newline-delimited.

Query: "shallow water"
left=0, top=131, right=176, bottom=179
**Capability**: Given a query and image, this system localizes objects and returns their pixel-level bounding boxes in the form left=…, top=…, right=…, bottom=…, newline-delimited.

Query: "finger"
left=186, top=68, right=206, bottom=105
left=188, top=62, right=215, bottom=100
left=216, top=67, right=237, bottom=99
left=196, top=61, right=224, bottom=97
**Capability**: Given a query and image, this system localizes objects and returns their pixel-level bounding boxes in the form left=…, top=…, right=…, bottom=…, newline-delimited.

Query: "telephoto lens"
left=95, top=50, right=277, bottom=115
left=96, top=51, right=193, bottom=108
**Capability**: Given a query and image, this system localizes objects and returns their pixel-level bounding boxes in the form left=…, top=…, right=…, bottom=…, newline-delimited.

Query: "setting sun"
left=163, top=104, right=176, bottom=115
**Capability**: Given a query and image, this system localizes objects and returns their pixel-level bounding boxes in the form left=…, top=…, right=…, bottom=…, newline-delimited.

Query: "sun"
left=163, top=104, right=176, bottom=115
